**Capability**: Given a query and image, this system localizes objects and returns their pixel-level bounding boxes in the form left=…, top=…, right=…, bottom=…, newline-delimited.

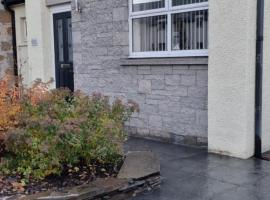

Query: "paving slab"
left=126, top=137, right=270, bottom=200
left=118, top=151, right=160, bottom=179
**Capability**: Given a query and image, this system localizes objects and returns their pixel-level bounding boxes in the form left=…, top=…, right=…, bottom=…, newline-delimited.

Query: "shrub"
left=0, top=74, right=52, bottom=157
left=0, top=73, right=21, bottom=156
left=0, top=73, right=21, bottom=136
left=0, top=77, right=139, bottom=181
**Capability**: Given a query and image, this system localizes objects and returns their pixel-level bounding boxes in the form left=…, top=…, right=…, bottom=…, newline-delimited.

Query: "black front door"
left=53, top=12, right=74, bottom=91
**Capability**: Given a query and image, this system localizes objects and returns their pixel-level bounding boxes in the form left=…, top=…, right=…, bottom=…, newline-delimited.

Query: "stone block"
left=129, top=117, right=148, bottom=128
left=152, top=86, right=188, bottom=97
left=113, top=7, right=128, bottom=21
left=196, top=110, right=208, bottom=126
left=188, top=86, right=208, bottom=98
left=152, top=79, right=165, bottom=90
left=113, top=32, right=129, bottom=46
left=137, top=128, right=150, bottom=136
left=138, top=66, right=151, bottom=75
left=0, top=55, right=4, bottom=61
left=146, top=94, right=166, bottom=101
left=138, top=80, right=151, bottom=94
left=181, top=75, right=196, bottom=86
left=139, top=104, right=159, bottom=115
left=149, top=115, right=163, bottom=129
left=197, top=70, right=208, bottom=86
left=151, top=66, right=173, bottom=75
left=183, top=136, right=198, bottom=146
left=165, top=75, right=180, bottom=86
left=197, top=137, right=208, bottom=146
left=1, top=41, right=11, bottom=51
left=173, top=68, right=196, bottom=75
left=118, top=151, right=160, bottom=179
left=0, top=11, right=11, bottom=24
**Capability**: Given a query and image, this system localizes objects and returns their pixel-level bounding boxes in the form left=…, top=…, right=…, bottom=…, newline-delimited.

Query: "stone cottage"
left=1, top=0, right=270, bottom=159
left=0, top=3, right=13, bottom=77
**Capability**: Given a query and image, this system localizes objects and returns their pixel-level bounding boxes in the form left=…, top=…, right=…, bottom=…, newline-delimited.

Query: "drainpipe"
left=254, top=0, right=264, bottom=158
left=2, top=0, right=18, bottom=76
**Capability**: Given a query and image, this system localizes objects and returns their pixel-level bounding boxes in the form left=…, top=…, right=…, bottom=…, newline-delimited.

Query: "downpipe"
left=254, top=0, right=264, bottom=159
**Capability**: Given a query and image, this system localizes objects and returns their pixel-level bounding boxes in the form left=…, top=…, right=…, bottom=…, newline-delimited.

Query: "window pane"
left=57, top=19, right=64, bottom=62
left=132, top=0, right=165, bottom=12
left=67, top=18, right=73, bottom=62
left=133, top=15, right=167, bottom=52
left=172, top=10, right=208, bottom=51
left=172, top=0, right=208, bottom=6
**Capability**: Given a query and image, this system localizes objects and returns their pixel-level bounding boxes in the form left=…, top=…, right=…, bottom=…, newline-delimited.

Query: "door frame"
left=53, top=11, right=73, bottom=89
left=50, top=4, right=71, bottom=88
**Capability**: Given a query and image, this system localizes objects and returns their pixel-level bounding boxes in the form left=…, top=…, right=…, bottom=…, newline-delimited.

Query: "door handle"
left=61, top=64, right=71, bottom=69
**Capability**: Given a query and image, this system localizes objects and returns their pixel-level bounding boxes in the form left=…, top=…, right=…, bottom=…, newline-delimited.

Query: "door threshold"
left=261, top=151, right=270, bottom=161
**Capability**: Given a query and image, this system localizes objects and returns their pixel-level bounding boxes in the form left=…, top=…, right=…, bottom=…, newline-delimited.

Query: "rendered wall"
left=262, top=0, right=270, bottom=153
left=72, top=0, right=208, bottom=145
left=208, top=0, right=257, bottom=158
left=0, top=4, right=13, bottom=77
left=13, top=4, right=29, bottom=85
left=12, top=0, right=60, bottom=87
left=25, top=0, right=53, bottom=84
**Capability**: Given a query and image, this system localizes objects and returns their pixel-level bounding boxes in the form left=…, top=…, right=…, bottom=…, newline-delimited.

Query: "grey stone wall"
left=72, top=0, right=208, bottom=146
left=0, top=4, right=13, bottom=77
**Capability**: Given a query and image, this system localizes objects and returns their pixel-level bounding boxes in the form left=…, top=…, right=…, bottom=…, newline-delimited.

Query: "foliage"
left=0, top=73, right=52, bottom=156
left=0, top=74, right=139, bottom=181
left=0, top=73, right=21, bottom=135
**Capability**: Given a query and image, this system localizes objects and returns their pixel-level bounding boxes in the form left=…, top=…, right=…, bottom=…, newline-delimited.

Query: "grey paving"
left=118, top=151, right=160, bottom=179
left=125, top=137, right=270, bottom=200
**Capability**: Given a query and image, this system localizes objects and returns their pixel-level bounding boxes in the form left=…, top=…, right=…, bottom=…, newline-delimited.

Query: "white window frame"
left=129, top=0, right=209, bottom=58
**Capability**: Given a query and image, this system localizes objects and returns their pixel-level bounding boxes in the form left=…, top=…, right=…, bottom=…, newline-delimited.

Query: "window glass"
left=172, top=0, right=208, bottom=7
left=172, top=10, right=208, bottom=50
left=133, top=15, right=167, bottom=52
left=20, top=17, right=27, bottom=43
left=57, top=19, right=64, bottom=62
left=67, top=18, right=73, bottom=62
left=132, top=0, right=165, bottom=12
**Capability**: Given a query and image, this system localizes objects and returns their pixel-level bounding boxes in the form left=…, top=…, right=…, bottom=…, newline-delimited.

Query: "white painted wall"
left=262, top=1, right=270, bottom=153
left=12, top=4, right=29, bottom=85
left=25, top=0, right=53, bottom=84
left=208, top=0, right=257, bottom=159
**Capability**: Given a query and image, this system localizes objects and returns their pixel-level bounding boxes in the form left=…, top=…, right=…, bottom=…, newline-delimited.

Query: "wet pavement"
left=125, top=137, right=270, bottom=200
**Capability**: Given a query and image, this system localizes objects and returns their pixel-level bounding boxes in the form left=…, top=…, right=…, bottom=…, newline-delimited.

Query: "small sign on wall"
left=31, top=38, right=38, bottom=46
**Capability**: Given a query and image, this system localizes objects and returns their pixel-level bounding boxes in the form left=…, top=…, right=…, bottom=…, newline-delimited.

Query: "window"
left=129, top=0, right=208, bottom=57
left=20, top=17, right=28, bottom=43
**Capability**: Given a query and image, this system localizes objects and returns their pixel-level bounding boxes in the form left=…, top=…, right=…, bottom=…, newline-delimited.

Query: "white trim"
left=129, top=50, right=208, bottom=58
left=49, top=3, right=71, bottom=88
left=169, top=2, right=209, bottom=12
left=129, top=0, right=209, bottom=58
left=129, top=0, right=167, bottom=17
left=167, top=10, right=171, bottom=52
left=50, top=3, right=71, bottom=14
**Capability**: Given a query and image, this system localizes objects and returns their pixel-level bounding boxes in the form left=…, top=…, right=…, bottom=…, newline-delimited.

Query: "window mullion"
left=168, top=0, right=171, bottom=10
left=165, top=0, right=170, bottom=11
left=167, top=13, right=172, bottom=53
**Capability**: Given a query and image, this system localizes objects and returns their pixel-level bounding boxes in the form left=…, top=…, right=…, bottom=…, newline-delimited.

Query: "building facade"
left=2, top=0, right=270, bottom=159
left=72, top=0, right=208, bottom=146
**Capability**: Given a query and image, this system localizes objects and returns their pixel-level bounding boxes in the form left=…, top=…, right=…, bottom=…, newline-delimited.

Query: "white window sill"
left=121, top=56, right=208, bottom=66
left=129, top=50, right=208, bottom=59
